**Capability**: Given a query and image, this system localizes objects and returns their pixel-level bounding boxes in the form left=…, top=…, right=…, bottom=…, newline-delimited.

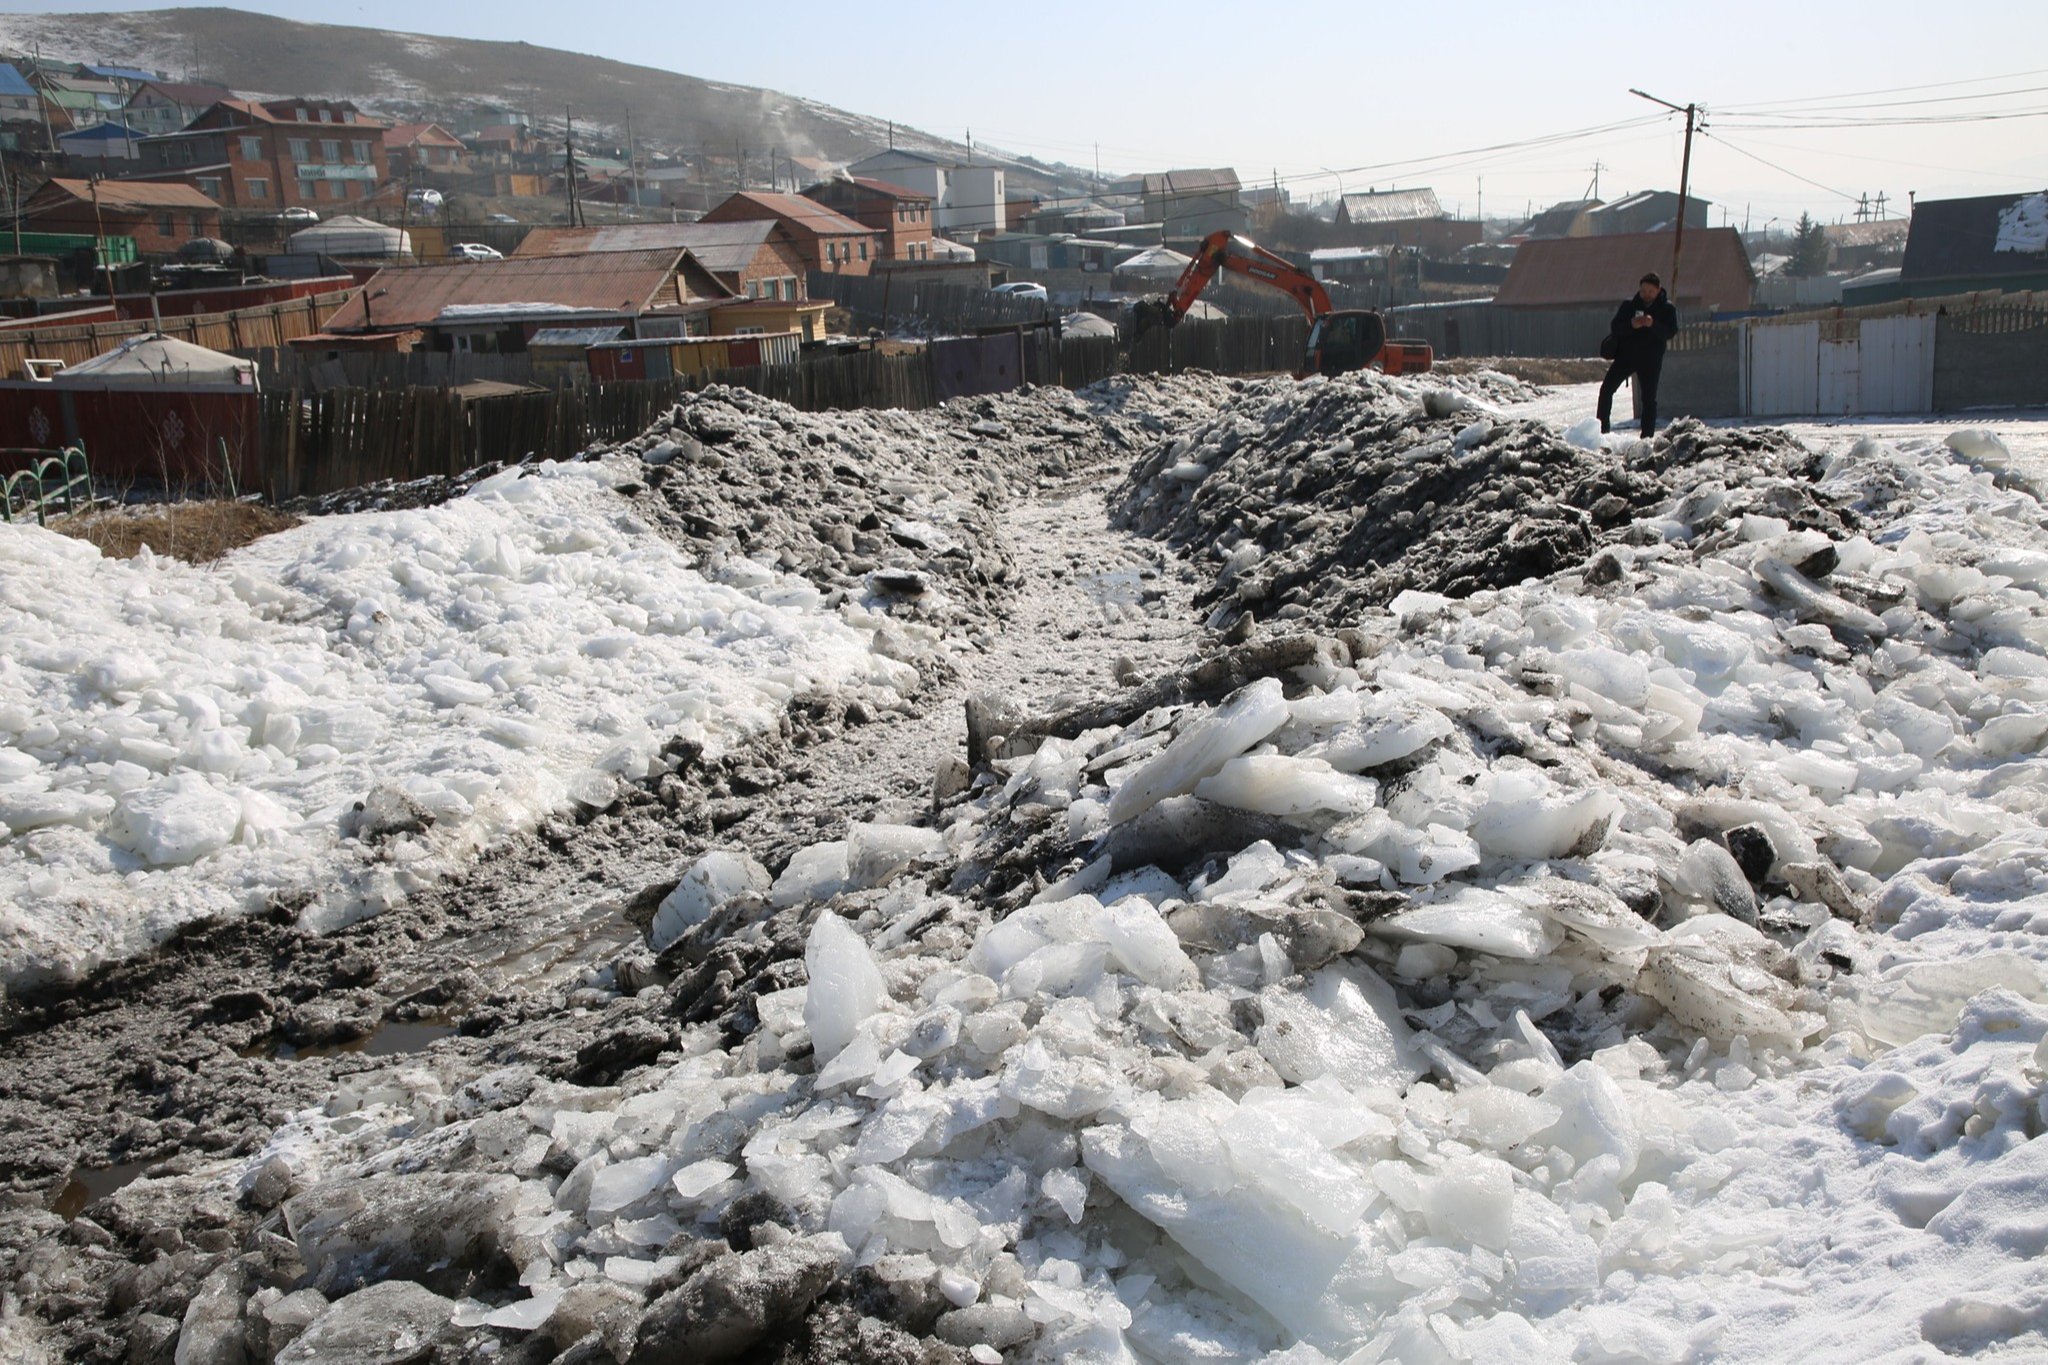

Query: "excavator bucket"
left=1126, top=296, right=1178, bottom=350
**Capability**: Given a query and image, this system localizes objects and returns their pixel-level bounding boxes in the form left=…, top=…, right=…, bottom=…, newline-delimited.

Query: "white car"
left=407, top=187, right=444, bottom=213
left=450, top=242, right=503, bottom=262
left=275, top=206, right=318, bottom=225
left=992, top=281, right=1049, bottom=302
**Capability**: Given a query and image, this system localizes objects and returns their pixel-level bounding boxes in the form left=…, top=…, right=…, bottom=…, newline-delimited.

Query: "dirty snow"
left=0, top=455, right=913, bottom=989
left=12, top=373, right=2048, bottom=1363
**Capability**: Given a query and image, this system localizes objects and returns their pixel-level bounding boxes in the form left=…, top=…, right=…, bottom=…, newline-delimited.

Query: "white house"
left=848, top=149, right=1005, bottom=237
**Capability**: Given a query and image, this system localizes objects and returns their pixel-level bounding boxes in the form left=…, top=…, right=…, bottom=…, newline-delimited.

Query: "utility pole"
left=1629, top=89, right=1698, bottom=303
left=1875, top=191, right=1890, bottom=220
left=88, top=174, right=119, bottom=306
left=564, top=108, right=584, bottom=227
left=625, top=106, right=639, bottom=213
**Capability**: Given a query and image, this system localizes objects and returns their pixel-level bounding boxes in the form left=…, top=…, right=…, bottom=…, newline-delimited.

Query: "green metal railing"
left=1, top=445, right=94, bottom=525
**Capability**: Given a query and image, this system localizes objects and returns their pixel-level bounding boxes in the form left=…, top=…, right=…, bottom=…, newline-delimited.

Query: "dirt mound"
left=1113, top=374, right=1839, bottom=629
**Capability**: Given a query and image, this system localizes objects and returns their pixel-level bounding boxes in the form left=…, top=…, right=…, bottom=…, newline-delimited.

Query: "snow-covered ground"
left=11, top=377, right=2048, bottom=1363
left=0, top=456, right=913, bottom=990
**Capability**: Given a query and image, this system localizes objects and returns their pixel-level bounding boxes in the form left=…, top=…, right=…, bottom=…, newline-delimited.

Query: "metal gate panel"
left=1859, top=313, right=1936, bottom=413
left=1818, top=339, right=1860, bottom=415
left=1744, top=321, right=1818, bottom=416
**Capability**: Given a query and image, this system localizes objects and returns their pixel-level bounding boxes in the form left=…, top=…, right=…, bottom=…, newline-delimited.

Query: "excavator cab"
left=1303, top=310, right=1387, bottom=377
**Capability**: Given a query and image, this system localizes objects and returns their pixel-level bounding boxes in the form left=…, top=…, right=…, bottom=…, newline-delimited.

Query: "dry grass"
left=1436, top=356, right=1610, bottom=386
left=49, top=502, right=301, bottom=565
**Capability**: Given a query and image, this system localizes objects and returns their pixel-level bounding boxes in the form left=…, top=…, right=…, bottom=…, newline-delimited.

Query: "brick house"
left=384, top=123, right=468, bottom=179
left=701, top=191, right=882, bottom=276
left=515, top=221, right=809, bottom=299
left=123, top=81, right=234, bottom=136
left=20, top=178, right=222, bottom=253
left=802, top=178, right=935, bottom=263
left=133, top=98, right=390, bottom=213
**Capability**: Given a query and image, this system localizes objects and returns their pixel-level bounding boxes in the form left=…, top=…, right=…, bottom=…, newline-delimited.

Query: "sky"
left=11, top=0, right=2048, bottom=226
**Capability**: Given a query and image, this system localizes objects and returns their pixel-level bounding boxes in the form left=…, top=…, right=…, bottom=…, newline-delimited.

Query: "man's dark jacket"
left=1608, top=289, right=1679, bottom=363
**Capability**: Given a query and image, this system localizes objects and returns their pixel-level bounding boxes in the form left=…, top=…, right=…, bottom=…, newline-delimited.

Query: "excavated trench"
left=0, top=370, right=1923, bottom=1363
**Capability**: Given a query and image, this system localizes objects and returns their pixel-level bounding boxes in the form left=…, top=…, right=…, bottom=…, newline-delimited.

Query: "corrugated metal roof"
left=1901, top=192, right=2048, bottom=281
left=846, top=177, right=930, bottom=201
left=32, top=177, right=219, bottom=211
left=0, top=64, right=34, bottom=98
left=131, top=81, right=232, bottom=106
left=1143, top=169, right=1240, bottom=199
left=1516, top=199, right=1601, bottom=238
left=1495, top=228, right=1754, bottom=310
left=529, top=325, right=628, bottom=346
left=1339, top=188, right=1443, bottom=223
left=324, top=249, right=687, bottom=331
left=385, top=122, right=465, bottom=147
left=705, top=191, right=875, bottom=237
left=1822, top=220, right=1909, bottom=248
left=84, top=65, right=158, bottom=82
left=515, top=221, right=783, bottom=276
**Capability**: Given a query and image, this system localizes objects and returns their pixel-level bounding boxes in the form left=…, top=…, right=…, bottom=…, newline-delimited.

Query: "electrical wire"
left=1698, top=131, right=1862, bottom=204
left=1718, top=66, right=2048, bottom=113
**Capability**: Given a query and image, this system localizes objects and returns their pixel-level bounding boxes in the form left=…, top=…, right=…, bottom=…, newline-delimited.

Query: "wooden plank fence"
left=0, top=292, right=351, bottom=376
left=255, top=316, right=1312, bottom=500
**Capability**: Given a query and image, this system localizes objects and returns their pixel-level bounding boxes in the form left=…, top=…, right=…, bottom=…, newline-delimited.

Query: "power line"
left=1699, top=130, right=1862, bottom=204
left=1718, top=66, right=2048, bottom=113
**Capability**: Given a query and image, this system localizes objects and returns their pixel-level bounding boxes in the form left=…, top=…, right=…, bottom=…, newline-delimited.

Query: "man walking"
left=1597, top=272, right=1679, bottom=438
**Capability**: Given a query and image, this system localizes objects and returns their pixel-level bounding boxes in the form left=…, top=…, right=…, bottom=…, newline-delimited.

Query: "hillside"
left=0, top=6, right=1081, bottom=192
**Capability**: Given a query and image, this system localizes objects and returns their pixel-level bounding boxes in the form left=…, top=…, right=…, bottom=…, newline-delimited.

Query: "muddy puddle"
left=51, top=1159, right=155, bottom=1220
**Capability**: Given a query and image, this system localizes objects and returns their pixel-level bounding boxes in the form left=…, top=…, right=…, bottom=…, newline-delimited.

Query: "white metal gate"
left=1739, top=313, right=1934, bottom=417
left=1743, top=321, right=1818, bottom=416
left=1859, top=314, right=1936, bottom=413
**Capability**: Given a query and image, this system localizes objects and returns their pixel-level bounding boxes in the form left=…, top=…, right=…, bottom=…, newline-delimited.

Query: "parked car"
left=991, top=281, right=1049, bottom=302
left=488, top=213, right=519, bottom=224
left=407, top=187, right=444, bottom=214
left=275, top=207, right=318, bottom=225
left=450, top=242, right=503, bottom=262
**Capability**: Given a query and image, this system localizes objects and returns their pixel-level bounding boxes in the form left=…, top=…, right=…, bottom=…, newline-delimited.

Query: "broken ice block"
left=651, top=850, right=769, bottom=951
left=848, top=821, right=950, bottom=889
left=1106, top=678, right=1291, bottom=825
left=1381, top=886, right=1563, bottom=960
left=1192, top=754, right=1378, bottom=818
left=772, top=840, right=852, bottom=907
left=1255, top=963, right=1422, bottom=1092
left=1469, top=769, right=1618, bottom=860
left=804, top=911, right=886, bottom=1062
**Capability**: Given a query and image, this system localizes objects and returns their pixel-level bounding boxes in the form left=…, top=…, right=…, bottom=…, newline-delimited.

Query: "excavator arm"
left=1131, top=230, right=1331, bottom=341
left=1125, top=228, right=1430, bottom=377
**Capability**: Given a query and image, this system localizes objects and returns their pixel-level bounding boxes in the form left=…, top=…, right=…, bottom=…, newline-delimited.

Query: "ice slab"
left=804, top=911, right=886, bottom=1062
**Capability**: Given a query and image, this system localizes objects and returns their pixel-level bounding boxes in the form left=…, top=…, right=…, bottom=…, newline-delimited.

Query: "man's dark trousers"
left=1597, top=355, right=1661, bottom=438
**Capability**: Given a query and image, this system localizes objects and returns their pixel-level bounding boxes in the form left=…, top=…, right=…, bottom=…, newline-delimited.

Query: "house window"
left=733, top=325, right=766, bottom=336
left=317, top=109, right=332, bottom=123
left=178, top=142, right=194, bottom=165
left=321, top=139, right=340, bottom=162
left=157, top=212, right=173, bottom=235
left=351, top=139, right=370, bottom=162
left=247, top=177, right=268, bottom=200
left=190, top=213, right=204, bottom=235
left=858, top=240, right=867, bottom=261
left=240, top=135, right=261, bottom=161
left=294, top=107, right=307, bottom=121
left=288, top=137, right=309, bottom=161
left=324, top=179, right=344, bottom=200
left=197, top=177, right=222, bottom=199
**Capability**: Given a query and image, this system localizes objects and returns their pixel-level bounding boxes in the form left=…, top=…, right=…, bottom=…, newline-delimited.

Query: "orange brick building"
left=701, top=190, right=883, bottom=277
left=133, top=98, right=390, bottom=212
left=802, top=177, right=936, bottom=263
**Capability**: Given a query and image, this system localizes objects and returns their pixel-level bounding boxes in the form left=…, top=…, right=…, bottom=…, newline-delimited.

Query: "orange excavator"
left=1129, top=229, right=1433, bottom=377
